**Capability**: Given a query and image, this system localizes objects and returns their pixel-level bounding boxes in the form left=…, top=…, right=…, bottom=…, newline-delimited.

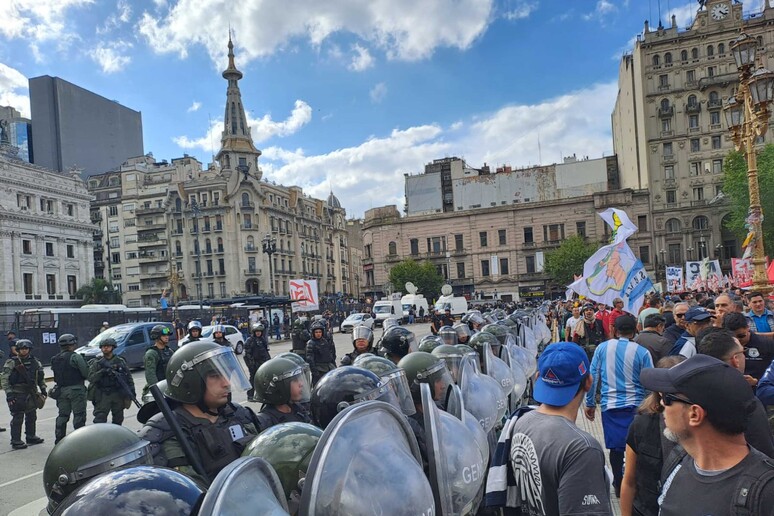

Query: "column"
left=36, top=235, right=46, bottom=296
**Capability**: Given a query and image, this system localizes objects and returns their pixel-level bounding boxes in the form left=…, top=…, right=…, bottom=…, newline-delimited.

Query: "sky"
left=0, top=0, right=771, bottom=218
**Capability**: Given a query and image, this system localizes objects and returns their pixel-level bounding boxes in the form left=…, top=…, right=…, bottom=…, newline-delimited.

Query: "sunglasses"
left=675, top=313, right=686, bottom=318
left=661, top=392, right=695, bottom=406
left=161, top=327, right=172, bottom=335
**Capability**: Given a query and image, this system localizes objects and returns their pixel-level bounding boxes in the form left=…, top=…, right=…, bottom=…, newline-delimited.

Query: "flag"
left=289, top=279, right=319, bottom=311
left=731, top=258, right=753, bottom=288
left=599, top=208, right=638, bottom=244
left=666, top=266, right=684, bottom=292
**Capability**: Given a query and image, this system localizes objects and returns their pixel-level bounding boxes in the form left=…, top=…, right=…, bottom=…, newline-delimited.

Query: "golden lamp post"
left=724, top=33, right=774, bottom=293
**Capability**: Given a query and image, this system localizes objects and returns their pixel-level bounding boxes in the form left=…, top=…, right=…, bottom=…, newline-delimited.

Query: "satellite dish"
left=405, top=282, right=418, bottom=295
left=441, top=284, right=453, bottom=296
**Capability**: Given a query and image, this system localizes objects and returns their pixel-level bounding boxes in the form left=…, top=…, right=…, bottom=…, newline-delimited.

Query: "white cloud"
left=260, top=81, right=618, bottom=217
left=0, top=0, right=92, bottom=42
left=187, top=101, right=201, bottom=112
left=97, top=0, right=133, bottom=35
left=174, top=100, right=313, bottom=153
left=504, top=0, right=538, bottom=20
left=666, top=4, right=696, bottom=29
left=349, top=44, right=374, bottom=71
left=138, top=0, right=494, bottom=66
left=0, top=63, right=30, bottom=118
left=583, top=0, right=617, bottom=21
left=90, top=41, right=132, bottom=74
left=370, top=82, right=388, bottom=103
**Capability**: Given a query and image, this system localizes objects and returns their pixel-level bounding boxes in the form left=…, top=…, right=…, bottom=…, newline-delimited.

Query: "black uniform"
left=305, top=335, right=336, bottom=385
left=244, top=334, right=270, bottom=399
left=254, top=403, right=311, bottom=432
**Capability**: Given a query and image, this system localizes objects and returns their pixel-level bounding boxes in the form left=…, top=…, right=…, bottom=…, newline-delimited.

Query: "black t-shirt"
left=745, top=333, right=774, bottom=380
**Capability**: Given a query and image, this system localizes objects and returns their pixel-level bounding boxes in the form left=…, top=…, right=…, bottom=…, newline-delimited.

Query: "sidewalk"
left=577, top=408, right=623, bottom=516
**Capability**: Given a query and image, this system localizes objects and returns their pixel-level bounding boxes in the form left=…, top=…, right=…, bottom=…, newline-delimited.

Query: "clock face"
left=711, top=3, right=729, bottom=20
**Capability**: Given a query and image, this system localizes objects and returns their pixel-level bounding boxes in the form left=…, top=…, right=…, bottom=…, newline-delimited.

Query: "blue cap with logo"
left=533, top=342, right=590, bottom=406
left=684, top=306, right=713, bottom=322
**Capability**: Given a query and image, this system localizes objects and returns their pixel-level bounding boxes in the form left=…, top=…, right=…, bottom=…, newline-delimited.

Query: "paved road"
left=1, top=322, right=433, bottom=516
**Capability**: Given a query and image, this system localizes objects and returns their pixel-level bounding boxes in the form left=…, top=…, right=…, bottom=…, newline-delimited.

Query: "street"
left=1, top=322, right=432, bottom=516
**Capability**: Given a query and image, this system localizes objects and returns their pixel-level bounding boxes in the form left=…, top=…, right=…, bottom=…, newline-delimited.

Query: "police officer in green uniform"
left=142, top=325, right=173, bottom=397
left=252, top=357, right=311, bottom=432
left=1, top=339, right=46, bottom=449
left=51, top=334, right=89, bottom=444
left=87, top=337, right=135, bottom=425
left=139, top=340, right=259, bottom=487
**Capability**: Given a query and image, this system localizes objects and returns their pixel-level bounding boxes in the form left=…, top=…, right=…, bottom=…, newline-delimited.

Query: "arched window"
left=709, top=91, right=719, bottom=105
left=388, top=241, right=397, bottom=255
left=692, top=48, right=699, bottom=59
left=652, top=55, right=660, bottom=66
left=665, top=218, right=682, bottom=233
left=217, top=238, right=223, bottom=252
left=660, top=98, right=671, bottom=111
left=664, top=52, right=672, bottom=64
left=241, top=192, right=251, bottom=207
left=681, top=50, right=688, bottom=61
left=707, top=45, right=714, bottom=57
left=693, top=216, right=709, bottom=230
left=718, top=43, right=725, bottom=54
left=247, top=236, right=254, bottom=248
left=687, top=94, right=698, bottom=107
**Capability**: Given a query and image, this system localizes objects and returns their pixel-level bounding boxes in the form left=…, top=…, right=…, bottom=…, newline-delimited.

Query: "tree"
left=721, top=145, right=774, bottom=253
left=544, top=235, right=598, bottom=286
left=75, top=278, right=122, bottom=304
left=387, top=259, right=444, bottom=300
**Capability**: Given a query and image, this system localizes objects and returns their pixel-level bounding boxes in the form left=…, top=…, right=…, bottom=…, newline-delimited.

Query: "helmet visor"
left=352, top=325, right=373, bottom=343
left=438, top=354, right=463, bottom=384
left=189, top=347, right=252, bottom=394
left=419, top=361, right=454, bottom=402
left=439, top=330, right=458, bottom=346
left=280, top=367, right=312, bottom=404
left=353, top=381, right=401, bottom=412
left=383, top=370, right=416, bottom=416
left=406, top=333, right=418, bottom=353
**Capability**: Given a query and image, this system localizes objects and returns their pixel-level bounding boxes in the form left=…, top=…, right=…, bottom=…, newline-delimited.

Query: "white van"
left=401, top=294, right=429, bottom=321
left=434, top=295, right=468, bottom=317
left=373, top=294, right=403, bottom=327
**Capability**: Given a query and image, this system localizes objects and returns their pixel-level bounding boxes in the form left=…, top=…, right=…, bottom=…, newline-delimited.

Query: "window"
left=45, top=242, right=54, bottom=256
left=690, top=162, right=701, bottom=176
left=664, top=165, right=675, bottom=179
left=660, top=98, right=670, bottom=111
left=46, top=274, right=56, bottom=295
left=243, top=214, right=252, bottom=229
left=66, top=244, right=74, bottom=258
left=690, top=138, right=700, bottom=152
left=662, top=118, right=671, bottom=132
left=365, top=244, right=372, bottom=258
left=543, top=224, right=564, bottom=242
left=681, top=50, right=688, bottom=61
left=665, top=218, right=681, bottom=233
left=67, top=275, right=77, bottom=296
left=479, top=231, right=488, bottom=247
left=639, top=246, right=651, bottom=265
left=689, top=114, right=699, bottom=129
left=66, top=204, right=74, bottom=216
left=454, top=234, right=463, bottom=251
left=428, top=236, right=445, bottom=253
left=713, top=159, right=723, bottom=174
left=23, top=273, right=33, bottom=295
left=686, top=70, right=696, bottom=83
left=663, top=142, right=673, bottom=156
left=709, top=91, right=719, bottom=105
left=457, top=262, right=465, bottom=278
left=693, top=187, right=705, bottom=201
left=666, top=190, right=677, bottom=204
left=481, top=260, right=490, bottom=277
left=708, top=66, right=716, bottom=78
left=576, top=221, right=586, bottom=238
left=125, top=251, right=137, bottom=259
left=219, top=258, right=225, bottom=275
left=110, top=237, right=119, bottom=248
left=668, top=243, right=682, bottom=264
left=108, top=206, right=118, bottom=216
left=500, top=258, right=509, bottom=275
left=498, top=229, right=506, bottom=246
left=652, top=55, right=660, bottom=66
left=523, top=227, right=534, bottom=243
left=712, top=135, right=722, bottom=149
left=692, top=48, right=699, bottom=59
left=664, top=52, right=672, bottom=64
left=22, top=239, right=31, bottom=254
left=659, top=74, right=669, bottom=87
left=707, top=45, right=714, bottom=57
left=388, top=241, right=397, bottom=255
left=525, top=256, right=536, bottom=274
left=710, top=111, right=720, bottom=125
left=410, top=238, right=419, bottom=255
left=637, top=215, right=648, bottom=232
left=111, top=252, right=121, bottom=264
left=241, top=192, right=251, bottom=207
left=693, top=216, right=710, bottom=230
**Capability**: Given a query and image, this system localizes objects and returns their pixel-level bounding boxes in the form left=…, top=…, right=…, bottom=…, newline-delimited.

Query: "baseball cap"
left=614, top=314, right=637, bottom=332
left=640, top=354, right=755, bottom=424
left=533, top=342, right=590, bottom=406
left=643, top=313, right=666, bottom=328
left=684, top=306, right=713, bottom=322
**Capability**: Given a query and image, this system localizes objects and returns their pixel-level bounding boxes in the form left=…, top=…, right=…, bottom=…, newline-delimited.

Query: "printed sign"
left=289, top=279, right=319, bottom=312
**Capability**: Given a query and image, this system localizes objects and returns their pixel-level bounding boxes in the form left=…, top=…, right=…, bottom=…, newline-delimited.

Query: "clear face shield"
left=454, top=324, right=472, bottom=344
left=349, top=380, right=402, bottom=413
left=279, top=366, right=313, bottom=404
left=437, top=352, right=463, bottom=384
left=382, top=370, right=416, bottom=416
left=439, top=329, right=458, bottom=346
left=418, top=361, right=454, bottom=402
left=188, top=347, right=252, bottom=394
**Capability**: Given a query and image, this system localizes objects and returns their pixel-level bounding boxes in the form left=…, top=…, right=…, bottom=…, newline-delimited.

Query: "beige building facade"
left=613, top=0, right=774, bottom=269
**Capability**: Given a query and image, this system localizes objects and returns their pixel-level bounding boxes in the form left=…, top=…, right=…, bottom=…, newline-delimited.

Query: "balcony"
left=244, top=268, right=262, bottom=276
left=138, top=252, right=167, bottom=263
left=698, top=73, right=737, bottom=91
left=658, top=106, right=674, bottom=118
left=214, top=224, right=223, bottom=232
left=707, top=99, right=723, bottom=110
left=685, top=103, right=701, bottom=114
left=144, top=269, right=170, bottom=279
left=385, top=254, right=400, bottom=262
left=691, top=200, right=707, bottom=207
left=137, top=223, right=166, bottom=232
left=138, top=236, right=166, bottom=247
left=241, top=224, right=258, bottom=231
left=523, top=241, right=536, bottom=248
left=245, top=244, right=258, bottom=252
left=240, top=202, right=255, bottom=211
left=136, top=206, right=166, bottom=216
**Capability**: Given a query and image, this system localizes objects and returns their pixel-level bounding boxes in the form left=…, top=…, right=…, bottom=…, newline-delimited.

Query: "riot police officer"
left=340, top=325, right=374, bottom=366
left=87, top=338, right=135, bottom=426
left=186, top=320, right=204, bottom=342
left=244, top=323, right=270, bottom=401
left=379, top=326, right=418, bottom=364
left=51, top=334, right=89, bottom=444
left=139, top=341, right=258, bottom=487
left=252, top=357, right=312, bottom=431
left=142, top=325, right=173, bottom=397
left=291, top=316, right=310, bottom=358
left=211, top=324, right=230, bottom=347
left=305, top=321, right=336, bottom=385
left=1, top=339, right=46, bottom=449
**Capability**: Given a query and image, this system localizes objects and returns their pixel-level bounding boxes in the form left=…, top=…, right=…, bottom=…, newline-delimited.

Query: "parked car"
left=75, top=322, right=178, bottom=369
left=179, top=324, right=244, bottom=354
left=340, top=313, right=375, bottom=333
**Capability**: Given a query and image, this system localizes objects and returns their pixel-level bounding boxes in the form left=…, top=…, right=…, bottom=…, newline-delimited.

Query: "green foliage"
left=387, top=259, right=444, bottom=299
left=721, top=145, right=774, bottom=252
left=544, top=235, right=598, bottom=286
left=75, top=278, right=121, bottom=304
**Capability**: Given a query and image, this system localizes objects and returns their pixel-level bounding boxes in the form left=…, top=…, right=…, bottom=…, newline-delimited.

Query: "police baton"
left=150, top=383, right=210, bottom=484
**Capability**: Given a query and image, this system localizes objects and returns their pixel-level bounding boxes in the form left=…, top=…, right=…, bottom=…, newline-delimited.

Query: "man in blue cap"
left=505, top=342, right=612, bottom=516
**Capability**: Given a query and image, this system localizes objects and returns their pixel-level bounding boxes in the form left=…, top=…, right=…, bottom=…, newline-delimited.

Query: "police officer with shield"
left=87, top=337, right=135, bottom=425
left=51, top=334, right=89, bottom=444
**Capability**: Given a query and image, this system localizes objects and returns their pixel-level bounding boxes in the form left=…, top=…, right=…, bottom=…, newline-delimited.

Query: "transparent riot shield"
left=500, top=345, right=528, bottom=413
left=444, top=384, right=489, bottom=469
left=458, top=354, right=506, bottom=433
left=198, top=456, right=290, bottom=516
left=483, top=342, right=516, bottom=400
left=299, top=401, right=433, bottom=516
left=422, top=383, right=486, bottom=516
left=520, top=324, right=539, bottom=356
left=507, top=342, right=537, bottom=380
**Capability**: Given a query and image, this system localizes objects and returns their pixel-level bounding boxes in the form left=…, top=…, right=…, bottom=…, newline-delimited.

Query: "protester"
left=745, top=291, right=774, bottom=337
left=669, top=306, right=713, bottom=357
left=633, top=314, right=671, bottom=364
left=723, top=312, right=774, bottom=383
left=663, top=302, right=689, bottom=346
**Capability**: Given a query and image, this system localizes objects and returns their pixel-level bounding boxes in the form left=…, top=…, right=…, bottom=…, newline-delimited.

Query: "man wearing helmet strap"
left=305, top=321, right=336, bottom=385
left=142, top=325, right=174, bottom=397
left=1, top=339, right=46, bottom=449
left=51, top=334, right=89, bottom=444
left=253, top=357, right=312, bottom=431
left=340, top=325, right=374, bottom=366
left=186, top=320, right=203, bottom=342
left=87, top=338, right=135, bottom=426
left=244, top=324, right=271, bottom=401
left=211, top=325, right=230, bottom=347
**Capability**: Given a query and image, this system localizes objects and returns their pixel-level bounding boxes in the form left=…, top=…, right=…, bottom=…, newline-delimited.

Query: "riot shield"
left=299, top=401, right=433, bottom=516
left=444, top=384, right=489, bottom=470
left=422, top=383, right=486, bottom=516
left=507, top=342, right=537, bottom=379
left=483, top=342, right=516, bottom=400
left=458, top=355, right=506, bottom=433
left=500, top=345, right=528, bottom=413
left=198, top=456, right=289, bottom=515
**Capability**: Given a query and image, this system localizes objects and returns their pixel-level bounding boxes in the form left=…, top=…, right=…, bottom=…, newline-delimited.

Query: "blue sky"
left=0, top=0, right=770, bottom=217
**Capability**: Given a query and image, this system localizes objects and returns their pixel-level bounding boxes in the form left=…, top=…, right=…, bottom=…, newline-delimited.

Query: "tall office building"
left=29, top=75, right=143, bottom=176
left=0, top=106, right=33, bottom=163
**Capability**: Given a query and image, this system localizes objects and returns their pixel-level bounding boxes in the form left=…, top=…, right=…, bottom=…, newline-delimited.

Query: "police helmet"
left=165, top=341, right=251, bottom=404
left=252, top=323, right=265, bottom=334
left=15, top=339, right=33, bottom=350
left=378, top=327, right=417, bottom=360
left=150, top=325, right=171, bottom=340
left=187, top=320, right=202, bottom=332
left=417, top=335, right=443, bottom=353
left=58, top=334, right=77, bottom=347
left=254, top=357, right=312, bottom=406
left=99, top=337, right=117, bottom=348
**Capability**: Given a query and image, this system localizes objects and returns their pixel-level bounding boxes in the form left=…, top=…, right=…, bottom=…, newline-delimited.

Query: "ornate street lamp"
left=724, top=32, right=774, bottom=292
left=262, top=234, right=277, bottom=295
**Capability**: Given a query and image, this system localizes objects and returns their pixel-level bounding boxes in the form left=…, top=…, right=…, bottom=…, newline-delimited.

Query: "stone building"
left=0, top=147, right=94, bottom=316
left=88, top=38, right=351, bottom=307
left=365, top=156, right=652, bottom=302
left=612, top=0, right=774, bottom=269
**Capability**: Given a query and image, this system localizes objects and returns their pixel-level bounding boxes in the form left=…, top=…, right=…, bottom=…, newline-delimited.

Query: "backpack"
left=660, top=445, right=774, bottom=516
